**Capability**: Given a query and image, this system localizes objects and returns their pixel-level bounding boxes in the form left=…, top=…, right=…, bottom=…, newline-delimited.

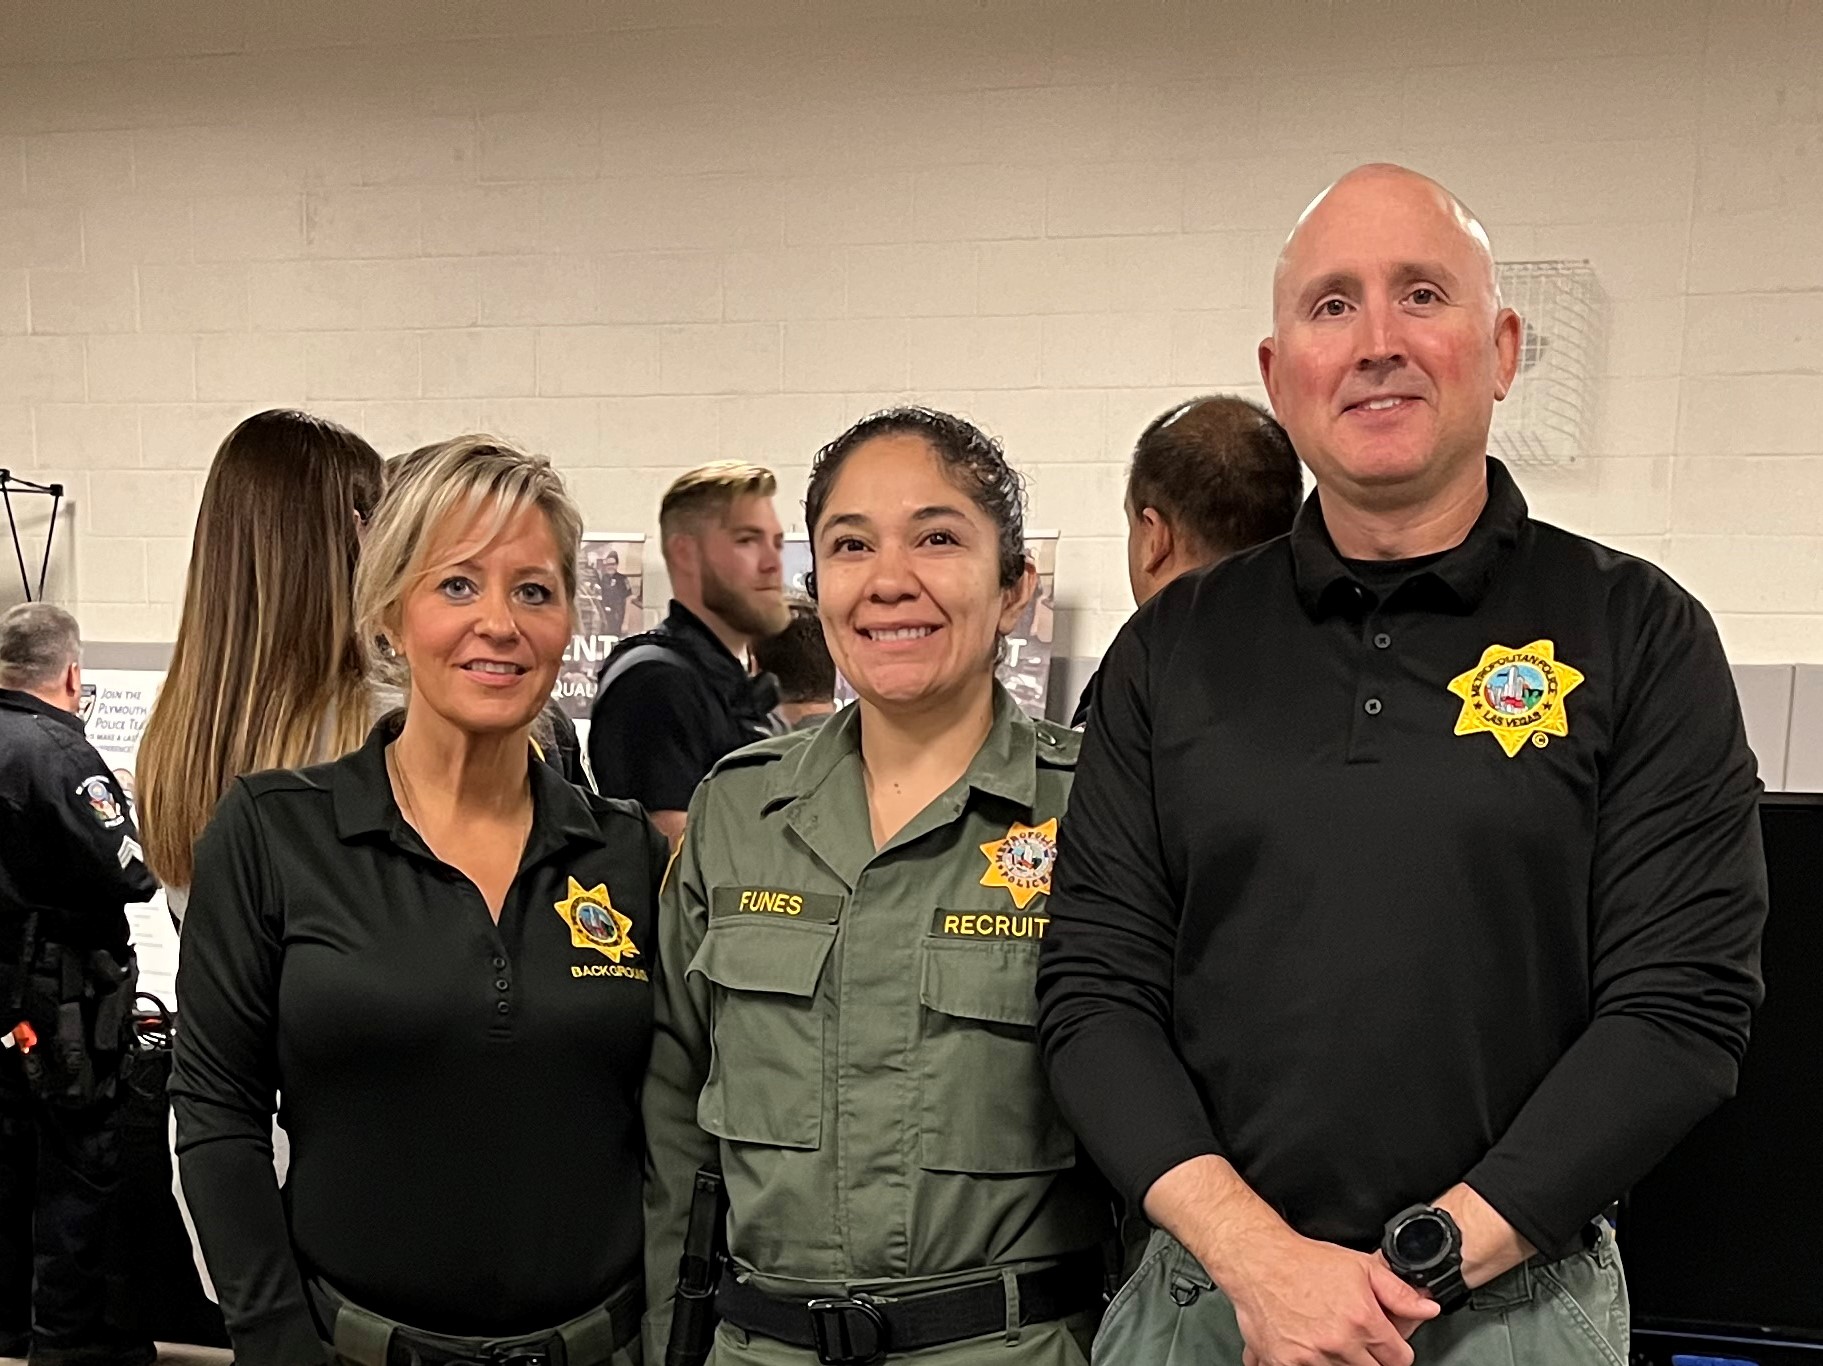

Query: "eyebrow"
left=454, top=558, right=556, bottom=578
left=819, top=504, right=971, bottom=535
left=1295, top=261, right=1465, bottom=312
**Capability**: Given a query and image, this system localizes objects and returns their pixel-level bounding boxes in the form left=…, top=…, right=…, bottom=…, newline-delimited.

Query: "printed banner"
left=779, top=532, right=1059, bottom=719
left=78, top=668, right=165, bottom=785
left=553, top=533, right=648, bottom=720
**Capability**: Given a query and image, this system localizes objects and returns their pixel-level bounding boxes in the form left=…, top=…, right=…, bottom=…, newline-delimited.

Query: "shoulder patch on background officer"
left=931, top=908, right=1050, bottom=940
left=555, top=876, right=641, bottom=964
left=1032, top=720, right=1081, bottom=765
left=77, top=774, right=125, bottom=828
left=1447, top=640, right=1586, bottom=758
left=710, top=885, right=843, bottom=923
left=979, top=818, right=1057, bottom=909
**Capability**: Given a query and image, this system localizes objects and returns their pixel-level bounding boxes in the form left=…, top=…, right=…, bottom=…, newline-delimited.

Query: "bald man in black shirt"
left=1038, top=165, right=1766, bottom=1366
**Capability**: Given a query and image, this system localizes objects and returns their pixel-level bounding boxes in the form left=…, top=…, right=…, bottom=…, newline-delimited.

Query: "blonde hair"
left=658, top=461, right=777, bottom=545
left=356, top=434, right=582, bottom=690
left=138, top=409, right=383, bottom=888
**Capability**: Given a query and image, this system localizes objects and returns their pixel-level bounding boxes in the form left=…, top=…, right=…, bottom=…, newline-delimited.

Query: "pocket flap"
left=690, top=919, right=837, bottom=998
left=919, top=938, right=1042, bottom=1028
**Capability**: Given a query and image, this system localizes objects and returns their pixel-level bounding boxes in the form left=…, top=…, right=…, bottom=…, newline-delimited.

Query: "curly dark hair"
left=803, top=406, right=1027, bottom=596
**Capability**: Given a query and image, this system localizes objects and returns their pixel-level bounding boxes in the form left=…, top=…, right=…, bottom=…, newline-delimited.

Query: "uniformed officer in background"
left=644, top=407, right=1114, bottom=1365
left=0, top=603, right=157, bottom=1366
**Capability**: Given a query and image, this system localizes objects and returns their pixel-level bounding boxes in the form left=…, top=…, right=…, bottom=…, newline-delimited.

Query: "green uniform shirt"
left=643, top=686, right=1112, bottom=1354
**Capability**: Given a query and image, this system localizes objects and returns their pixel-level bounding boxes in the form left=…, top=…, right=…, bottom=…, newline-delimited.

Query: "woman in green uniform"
left=644, top=408, right=1113, bottom=1364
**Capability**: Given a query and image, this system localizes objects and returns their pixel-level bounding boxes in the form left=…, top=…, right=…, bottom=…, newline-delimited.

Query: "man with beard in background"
left=588, top=463, right=790, bottom=846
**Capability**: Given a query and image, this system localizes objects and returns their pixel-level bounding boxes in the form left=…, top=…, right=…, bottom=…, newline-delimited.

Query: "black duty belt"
left=717, top=1253, right=1104, bottom=1365
left=306, top=1275, right=641, bottom=1366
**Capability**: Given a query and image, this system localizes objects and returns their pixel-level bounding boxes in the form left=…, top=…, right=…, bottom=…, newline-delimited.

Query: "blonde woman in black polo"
left=171, top=437, right=663, bottom=1366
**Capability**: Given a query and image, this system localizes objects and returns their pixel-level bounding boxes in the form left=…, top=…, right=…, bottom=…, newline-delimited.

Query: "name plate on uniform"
left=930, top=909, right=1051, bottom=940
left=710, top=886, right=843, bottom=923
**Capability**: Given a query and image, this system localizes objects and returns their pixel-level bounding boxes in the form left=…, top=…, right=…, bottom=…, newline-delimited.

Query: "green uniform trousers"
left=707, top=1308, right=1097, bottom=1364
left=1092, top=1226, right=1628, bottom=1366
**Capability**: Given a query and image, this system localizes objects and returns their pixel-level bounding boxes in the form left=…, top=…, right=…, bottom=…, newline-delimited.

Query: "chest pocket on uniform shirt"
left=688, top=917, right=836, bottom=1150
left=917, top=933, right=1075, bottom=1175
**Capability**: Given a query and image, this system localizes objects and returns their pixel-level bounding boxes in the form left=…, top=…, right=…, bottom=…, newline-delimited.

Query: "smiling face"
left=812, top=434, right=1031, bottom=715
left=1259, top=166, right=1521, bottom=512
left=392, top=498, right=572, bottom=737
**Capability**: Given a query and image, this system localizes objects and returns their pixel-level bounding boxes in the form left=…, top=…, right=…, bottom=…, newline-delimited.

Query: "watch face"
left=1392, top=1215, right=1449, bottom=1269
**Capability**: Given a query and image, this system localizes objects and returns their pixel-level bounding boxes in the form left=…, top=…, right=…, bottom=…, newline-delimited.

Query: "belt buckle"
left=806, top=1294, right=889, bottom=1366
left=479, top=1346, right=551, bottom=1366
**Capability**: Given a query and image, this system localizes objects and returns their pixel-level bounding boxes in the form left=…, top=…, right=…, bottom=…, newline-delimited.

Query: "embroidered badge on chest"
left=979, top=818, right=1058, bottom=910
left=1447, top=640, right=1585, bottom=757
left=554, top=876, right=640, bottom=963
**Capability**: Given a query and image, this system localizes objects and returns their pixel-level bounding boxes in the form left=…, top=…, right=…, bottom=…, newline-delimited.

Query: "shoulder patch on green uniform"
left=703, top=727, right=810, bottom=781
left=1031, top=719, right=1080, bottom=766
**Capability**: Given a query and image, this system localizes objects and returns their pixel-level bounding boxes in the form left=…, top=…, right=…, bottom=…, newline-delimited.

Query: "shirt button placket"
left=1346, top=614, right=1390, bottom=764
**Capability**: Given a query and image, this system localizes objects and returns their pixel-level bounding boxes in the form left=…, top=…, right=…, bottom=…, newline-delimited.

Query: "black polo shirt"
left=170, top=719, right=665, bottom=1366
left=1036, top=458, right=1767, bottom=1259
left=587, top=601, right=779, bottom=812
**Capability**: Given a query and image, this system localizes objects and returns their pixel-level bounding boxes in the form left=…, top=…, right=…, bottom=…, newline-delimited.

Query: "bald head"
left=1273, top=164, right=1500, bottom=327
left=1256, top=161, right=1522, bottom=527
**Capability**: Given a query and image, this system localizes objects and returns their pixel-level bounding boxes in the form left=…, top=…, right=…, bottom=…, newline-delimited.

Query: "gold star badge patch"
left=554, top=876, right=639, bottom=963
left=979, top=818, right=1058, bottom=910
left=1447, top=640, right=1585, bottom=757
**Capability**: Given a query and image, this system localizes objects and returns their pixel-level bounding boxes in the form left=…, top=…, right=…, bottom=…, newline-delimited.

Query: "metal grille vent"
left=1490, top=259, right=1604, bottom=466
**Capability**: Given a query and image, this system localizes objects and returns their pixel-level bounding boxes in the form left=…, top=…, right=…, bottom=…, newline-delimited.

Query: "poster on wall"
left=552, top=533, right=647, bottom=721
left=779, top=532, right=1059, bottom=719
left=74, top=668, right=176, bottom=1001
left=78, top=668, right=165, bottom=790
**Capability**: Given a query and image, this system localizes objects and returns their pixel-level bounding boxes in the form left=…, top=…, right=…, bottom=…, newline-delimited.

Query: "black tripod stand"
left=0, top=469, right=65, bottom=602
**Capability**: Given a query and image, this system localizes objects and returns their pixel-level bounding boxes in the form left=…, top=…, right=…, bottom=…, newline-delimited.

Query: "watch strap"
left=1426, top=1263, right=1471, bottom=1314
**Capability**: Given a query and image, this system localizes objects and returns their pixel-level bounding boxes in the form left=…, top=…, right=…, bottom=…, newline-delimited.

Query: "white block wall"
left=0, top=0, right=1818, bottom=661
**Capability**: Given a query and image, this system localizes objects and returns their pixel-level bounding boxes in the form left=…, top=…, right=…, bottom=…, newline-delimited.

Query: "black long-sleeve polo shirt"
left=1035, top=457, right=1768, bottom=1260
left=170, top=719, right=665, bottom=1366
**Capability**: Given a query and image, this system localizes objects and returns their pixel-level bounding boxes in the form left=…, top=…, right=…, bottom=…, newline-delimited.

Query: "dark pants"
left=0, top=1045, right=129, bottom=1357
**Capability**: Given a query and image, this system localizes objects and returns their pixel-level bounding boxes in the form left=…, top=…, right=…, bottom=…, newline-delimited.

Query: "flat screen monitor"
left=1622, top=793, right=1823, bottom=1341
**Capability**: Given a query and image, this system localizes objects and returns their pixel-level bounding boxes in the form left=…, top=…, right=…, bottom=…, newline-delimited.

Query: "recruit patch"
left=978, top=818, right=1057, bottom=910
left=1447, top=640, right=1585, bottom=757
left=931, top=908, right=1051, bottom=940
left=709, top=886, right=843, bottom=923
left=554, top=876, right=639, bottom=963
left=77, top=775, right=124, bottom=828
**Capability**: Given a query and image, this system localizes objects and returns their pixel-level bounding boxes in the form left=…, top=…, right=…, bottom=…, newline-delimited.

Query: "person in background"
left=137, top=409, right=385, bottom=920
left=1073, top=396, right=1303, bottom=727
left=644, top=408, right=1114, bottom=1365
left=588, top=462, right=790, bottom=846
left=1039, top=163, right=1767, bottom=1366
left=171, top=437, right=662, bottom=1366
left=0, top=604, right=157, bottom=1366
left=752, top=599, right=838, bottom=732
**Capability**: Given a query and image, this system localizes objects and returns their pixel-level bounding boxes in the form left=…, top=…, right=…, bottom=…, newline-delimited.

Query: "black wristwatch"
left=1381, top=1205, right=1470, bottom=1313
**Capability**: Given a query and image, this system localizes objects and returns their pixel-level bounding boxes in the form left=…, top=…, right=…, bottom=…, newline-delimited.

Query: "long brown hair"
left=137, top=409, right=383, bottom=888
